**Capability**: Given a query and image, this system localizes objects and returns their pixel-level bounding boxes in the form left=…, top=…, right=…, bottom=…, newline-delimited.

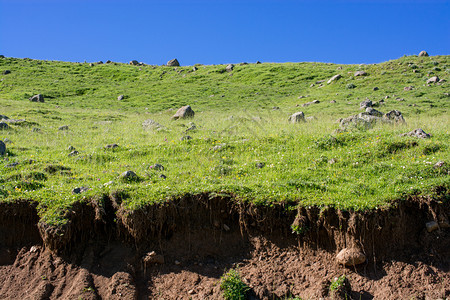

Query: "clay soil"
left=0, top=193, right=449, bottom=299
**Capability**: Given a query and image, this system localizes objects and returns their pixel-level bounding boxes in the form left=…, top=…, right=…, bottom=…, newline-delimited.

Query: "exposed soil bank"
left=0, top=189, right=449, bottom=299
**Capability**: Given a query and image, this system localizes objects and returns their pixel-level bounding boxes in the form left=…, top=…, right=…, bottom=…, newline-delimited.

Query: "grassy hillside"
left=0, top=55, right=449, bottom=225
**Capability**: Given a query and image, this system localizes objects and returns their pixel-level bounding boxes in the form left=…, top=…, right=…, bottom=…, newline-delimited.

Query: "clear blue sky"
left=1, top=0, right=449, bottom=65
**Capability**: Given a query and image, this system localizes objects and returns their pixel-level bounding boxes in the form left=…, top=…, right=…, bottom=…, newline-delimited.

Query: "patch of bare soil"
left=0, top=192, right=449, bottom=299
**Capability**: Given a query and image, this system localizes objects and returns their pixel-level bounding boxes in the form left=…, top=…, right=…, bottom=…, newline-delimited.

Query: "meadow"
left=0, top=55, right=448, bottom=226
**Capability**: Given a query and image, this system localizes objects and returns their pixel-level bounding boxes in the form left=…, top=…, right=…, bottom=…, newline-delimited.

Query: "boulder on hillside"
left=29, top=94, right=44, bottom=103
left=401, top=128, right=431, bottom=139
left=354, top=71, right=368, bottom=77
left=360, top=99, right=372, bottom=109
left=0, top=140, right=5, bottom=156
left=383, top=110, right=405, bottom=123
left=117, top=95, right=125, bottom=101
left=419, top=51, right=429, bottom=57
left=302, top=100, right=320, bottom=107
left=119, top=170, right=139, bottom=181
left=172, top=105, right=195, bottom=119
left=0, top=122, right=9, bottom=130
left=167, top=58, right=180, bottom=66
left=129, top=60, right=139, bottom=65
left=427, top=76, right=439, bottom=84
left=226, top=64, right=234, bottom=72
left=288, top=112, right=305, bottom=123
left=364, top=107, right=383, bottom=117
left=327, top=74, right=342, bottom=84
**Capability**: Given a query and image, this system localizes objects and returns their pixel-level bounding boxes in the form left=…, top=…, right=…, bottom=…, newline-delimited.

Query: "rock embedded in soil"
left=150, top=163, right=164, bottom=170
left=427, top=76, right=439, bottom=84
left=0, top=140, right=5, bottom=156
left=288, top=112, right=305, bottom=123
left=68, top=150, right=79, bottom=157
left=433, top=161, right=445, bottom=169
left=360, top=99, right=372, bottom=109
left=336, top=248, right=366, bottom=266
left=29, top=94, right=45, bottom=102
left=425, top=221, right=439, bottom=233
left=0, top=122, right=9, bottom=130
left=354, top=70, right=368, bottom=77
left=117, top=95, right=124, bottom=101
left=226, top=64, right=234, bottom=72
left=401, top=128, right=430, bottom=139
left=143, top=251, right=165, bottom=265
left=172, top=105, right=195, bottom=119
left=419, top=50, right=429, bottom=57
left=120, top=170, right=139, bottom=181
left=383, top=110, right=405, bottom=123
left=105, top=143, right=119, bottom=149
left=72, top=186, right=89, bottom=194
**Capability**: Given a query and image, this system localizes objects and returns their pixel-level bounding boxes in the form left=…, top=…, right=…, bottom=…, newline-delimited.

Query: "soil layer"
left=0, top=190, right=449, bottom=299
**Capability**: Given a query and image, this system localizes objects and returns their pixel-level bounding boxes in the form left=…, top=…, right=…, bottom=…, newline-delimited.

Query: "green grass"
left=0, top=55, right=449, bottom=225
left=220, top=269, right=250, bottom=300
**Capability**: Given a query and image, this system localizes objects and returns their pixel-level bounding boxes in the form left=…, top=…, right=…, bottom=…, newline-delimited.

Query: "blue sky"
left=0, top=0, right=449, bottom=65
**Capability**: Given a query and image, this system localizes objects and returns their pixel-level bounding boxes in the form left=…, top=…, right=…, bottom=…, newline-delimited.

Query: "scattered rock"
left=159, top=174, right=167, bottom=179
left=256, top=61, right=261, bottom=64
left=68, top=150, right=79, bottom=157
left=150, top=164, right=164, bottom=170
left=255, top=162, right=265, bottom=169
left=310, top=83, right=315, bottom=87
left=327, top=74, right=342, bottom=84
left=404, top=86, right=414, bottom=91
left=419, top=51, right=429, bottom=57
left=29, top=94, right=44, bottom=103
left=383, top=110, right=405, bottom=123
left=120, top=170, right=139, bottom=181
left=117, top=95, right=124, bottom=101
left=185, top=122, right=197, bottom=132
left=373, top=87, right=379, bottom=91
left=425, top=221, right=439, bottom=233
left=272, top=106, right=280, bottom=110
left=172, top=105, right=195, bottom=119
left=58, top=125, right=69, bottom=131
left=2, top=70, right=11, bottom=75
left=339, top=115, right=372, bottom=129
left=360, top=99, right=372, bottom=109
left=143, top=251, right=165, bottom=265
left=288, top=112, right=305, bottom=123
left=0, top=122, right=9, bottom=130
left=129, top=60, right=139, bottom=65
left=68, top=145, right=75, bottom=151
left=316, top=80, right=325, bottom=84
left=401, top=128, right=430, bottom=139
left=105, top=143, right=119, bottom=149
left=427, top=76, right=439, bottom=84
left=142, top=119, right=165, bottom=131
left=336, top=248, right=366, bottom=266
left=364, top=107, right=383, bottom=117
left=302, top=100, right=320, bottom=107
left=434, top=161, right=445, bottom=169
left=0, top=140, right=5, bottom=156
left=72, top=186, right=89, bottom=194
left=192, top=66, right=198, bottom=71
left=330, top=100, right=337, bottom=103
left=226, top=64, right=234, bottom=72
left=167, top=58, right=180, bottom=66
left=354, top=71, right=368, bottom=77
left=181, top=135, right=192, bottom=141
left=0, top=114, right=8, bottom=120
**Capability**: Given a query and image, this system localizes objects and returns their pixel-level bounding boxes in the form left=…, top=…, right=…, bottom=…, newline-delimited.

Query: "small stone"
left=68, top=150, right=79, bottom=157
left=427, top=76, right=439, bottom=84
left=72, top=186, right=89, bottom=194
left=105, top=143, right=119, bottom=149
left=58, top=125, right=69, bottom=131
left=226, top=64, right=234, bottom=72
left=327, top=74, right=342, bottom=84
left=172, top=105, right=195, bottom=119
left=117, top=95, right=124, bottom=101
left=404, top=86, right=414, bottom=91
left=0, top=141, right=5, bottom=156
left=150, top=164, right=164, bottom=170
left=68, top=146, right=75, bottom=151
left=192, top=66, right=198, bottom=71
left=360, top=99, right=372, bottom=109
left=29, top=94, right=44, bottom=103
left=223, top=224, right=230, bottom=231
left=354, top=71, right=368, bottom=77
left=373, top=87, right=379, bottom=91
left=425, top=221, right=439, bottom=233
left=433, top=161, right=445, bottom=169
left=120, top=170, right=139, bottom=181
left=167, top=58, right=180, bottom=67
left=255, top=162, right=265, bottom=169
left=143, top=251, right=165, bottom=265
left=288, top=112, right=305, bottom=123
left=129, top=60, right=139, bottom=65
left=401, top=128, right=430, bottom=139
left=418, top=51, right=429, bottom=57
left=336, top=248, right=366, bottom=266
left=310, top=83, right=315, bottom=87
left=330, top=100, right=336, bottom=103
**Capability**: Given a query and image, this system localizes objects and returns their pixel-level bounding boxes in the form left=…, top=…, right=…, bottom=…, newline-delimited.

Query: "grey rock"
left=404, top=86, right=414, bottom=91
left=226, top=64, right=234, bottom=72
left=172, top=105, right=195, bottom=119
left=129, top=60, right=139, bottom=65
left=288, top=112, right=305, bottom=123
left=434, top=161, right=445, bottom=169
left=315, top=80, right=325, bottom=84
left=0, top=140, right=5, bottom=156
left=72, top=186, right=89, bottom=194
left=167, top=58, right=180, bottom=66
left=401, top=128, right=431, bottom=139
left=29, top=94, right=44, bottom=102
left=360, top=99, right=372, bottom=109
left=150, top=163, right=164, bottom=170
left=105, top=143, right=119, bottom=149
left=330, top=100, right=337, bottom=103
left=58, top=125, right=69, bottom=131
left=117, top=95, right=124, bottom=101
left=120, top=170, right=139, bottom=181
left=427, top=76, right=439, bottom=84
left=327, top=74, right=342, bottom=84
left=354, top=71, right=368, bottom=77
left=185, top=122, right=197, bottom=132
left=336, top=248, right=366, bottom=266
left=255, top=162, right=265, bottom=168
left=340, top=115, right=372, bottom=129
left=302, top=100, right=320, bottom=107
left=68, top=150, right=79, bottom=157
left=142, top=119, right=165, bottom=131
left=0, top=122, right=9, bottom=130
left=192, top=66, right=198, bottom=71
left=419, top=51, right=429, bottom=57
left=383, top=110, right=405, bottom=123
left=365, top=107, right=383, bottom=117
